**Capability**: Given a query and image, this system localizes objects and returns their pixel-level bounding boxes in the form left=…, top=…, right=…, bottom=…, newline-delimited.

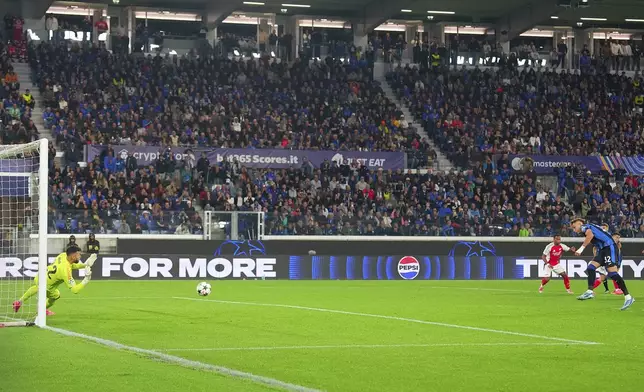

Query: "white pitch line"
left=43, top=326, right=322, bottom=392
left=174, top=297, right=601, bottom=346
left=157, top=342, right=586, bottom=352
left=427, top=286, right=532, bottom=293
left=67, top=296, right=168, bottom=300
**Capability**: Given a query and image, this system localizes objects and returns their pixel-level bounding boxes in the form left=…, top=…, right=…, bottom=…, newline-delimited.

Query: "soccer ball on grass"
left=196, top=282, right=212, bottom=296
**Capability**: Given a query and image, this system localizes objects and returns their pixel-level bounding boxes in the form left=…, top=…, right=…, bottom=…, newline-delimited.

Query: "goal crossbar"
left=0, top=140, right=43, bottom=159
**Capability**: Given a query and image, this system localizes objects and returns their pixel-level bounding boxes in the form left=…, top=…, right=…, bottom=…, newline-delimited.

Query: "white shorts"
left=596, top=266, right=607, bottom=276
left=541, top=263, right=565, bottom=277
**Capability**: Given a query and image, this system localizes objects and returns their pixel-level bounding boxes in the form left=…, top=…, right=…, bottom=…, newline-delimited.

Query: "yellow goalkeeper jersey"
left=39, top=252, right=86, bottom=293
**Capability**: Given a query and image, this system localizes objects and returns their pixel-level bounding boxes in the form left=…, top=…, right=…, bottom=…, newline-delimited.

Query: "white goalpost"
left=0, top=139, right=48, bottom=327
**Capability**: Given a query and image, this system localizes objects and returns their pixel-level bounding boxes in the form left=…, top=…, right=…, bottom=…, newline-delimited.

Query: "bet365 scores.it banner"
left=2, top=254, right=644, bottom=280
left=87, top=146, right=406, bottom=170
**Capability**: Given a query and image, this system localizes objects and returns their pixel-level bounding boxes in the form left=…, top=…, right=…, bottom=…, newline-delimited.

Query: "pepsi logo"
left=398, top=256, right=420, bottom=280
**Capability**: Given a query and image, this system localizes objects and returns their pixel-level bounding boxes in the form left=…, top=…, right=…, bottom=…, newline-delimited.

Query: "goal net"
left=0, top=139, right=48, bottom=327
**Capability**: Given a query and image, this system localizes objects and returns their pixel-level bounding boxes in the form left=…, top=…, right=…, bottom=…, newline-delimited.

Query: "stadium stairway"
left=11, top=61, right=64, bottom=164
left=378, top=77, right=454, bottom=172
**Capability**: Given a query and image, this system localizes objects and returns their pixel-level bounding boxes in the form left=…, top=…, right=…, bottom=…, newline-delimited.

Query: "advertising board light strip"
left=289, top=256, right=301, bottom=280
left=362, top=256, right=370, bottom=280
left=496, top=257, right=505, bottom=280
left=312, top=256, right=321, bottom=280
left=346, top=257, right=355, bottom=280
left=480, top=257, right=487, bottom=280
left=464, top=257, right=471, bottom=280
left=386, top=256, right=394, bottom=280
left=330, top=256, right=338, bottom=280
left=423, top=257, right=432, bottom=280
left=448, top=257, right=456, bottom=280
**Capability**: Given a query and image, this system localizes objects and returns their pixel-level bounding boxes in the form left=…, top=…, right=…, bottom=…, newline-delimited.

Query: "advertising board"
left=0, top=254, right=284, bottom=280
left=6, top=239, right=642, bottom=281
left=117, top=238, right=644, bottom=258
left=3, top=253, right=642, bottom=280
left=88, top=146, right=405, bottom=170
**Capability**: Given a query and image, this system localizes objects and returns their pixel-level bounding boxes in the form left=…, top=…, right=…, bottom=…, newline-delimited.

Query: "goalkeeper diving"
left=13, top=245, right=96, bottom=316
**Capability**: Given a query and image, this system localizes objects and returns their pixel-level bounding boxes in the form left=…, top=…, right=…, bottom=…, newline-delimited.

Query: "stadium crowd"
left=1, top=37, right=644, bottom=237
left=28, top=42, right=426, bottom=156
left=387, top=64, right=644, bottom=168
left=0, top=45, right=39, bottom=145
left=45, top=145, right=644, bottom=238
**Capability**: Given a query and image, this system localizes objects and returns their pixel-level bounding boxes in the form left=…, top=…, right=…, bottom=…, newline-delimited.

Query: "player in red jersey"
left=539, top=234, right=575, bottom=294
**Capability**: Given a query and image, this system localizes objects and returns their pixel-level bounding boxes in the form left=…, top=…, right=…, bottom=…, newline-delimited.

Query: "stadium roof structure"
left=28, top=0, right=644, bottom=40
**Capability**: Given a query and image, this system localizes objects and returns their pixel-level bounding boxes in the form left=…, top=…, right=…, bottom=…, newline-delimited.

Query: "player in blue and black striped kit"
left=571, top=218, right=634, bottom=310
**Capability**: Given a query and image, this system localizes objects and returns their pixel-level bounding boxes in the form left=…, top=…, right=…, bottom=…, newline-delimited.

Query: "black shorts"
left=592, top=246, right=618, bottom=268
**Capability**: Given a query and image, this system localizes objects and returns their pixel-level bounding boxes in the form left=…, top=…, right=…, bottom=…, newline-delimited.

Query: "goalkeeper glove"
left=86, top=254, right=97, bottom=268
left=81, top=266, right=92, bottom=286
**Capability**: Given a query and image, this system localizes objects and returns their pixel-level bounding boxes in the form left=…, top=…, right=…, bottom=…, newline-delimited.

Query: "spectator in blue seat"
left=103, top=150, right=116, bottom=173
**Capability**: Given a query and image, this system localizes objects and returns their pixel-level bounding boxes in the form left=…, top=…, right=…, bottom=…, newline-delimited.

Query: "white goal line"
left=0, top=314, right=32, bottom=327
left=43, top=326, right=321, bottom=392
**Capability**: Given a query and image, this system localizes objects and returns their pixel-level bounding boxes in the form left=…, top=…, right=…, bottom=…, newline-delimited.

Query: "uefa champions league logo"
left=448, top=241, right=497, bottom=257
left=214, top=240, right=267, bottom=257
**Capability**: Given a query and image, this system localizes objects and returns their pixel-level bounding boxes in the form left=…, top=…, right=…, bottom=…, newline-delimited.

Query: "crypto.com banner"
left=87, top=146, right=405, bottom=170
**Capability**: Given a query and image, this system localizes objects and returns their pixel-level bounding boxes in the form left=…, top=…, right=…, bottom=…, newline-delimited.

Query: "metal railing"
left=204, top=211, right=264, bottom=241
left=48, top=209, right=201, bottom=235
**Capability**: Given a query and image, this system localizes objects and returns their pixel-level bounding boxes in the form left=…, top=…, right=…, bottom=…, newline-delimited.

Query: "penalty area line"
left=173, top=297, right=601, bottom=346
left=43, top=326, right=322, bottom=392
left=157, top=342, right=587, bottom=352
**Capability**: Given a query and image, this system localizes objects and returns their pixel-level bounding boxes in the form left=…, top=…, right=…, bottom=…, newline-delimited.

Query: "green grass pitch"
left=2, top=280, right=644, bottom=392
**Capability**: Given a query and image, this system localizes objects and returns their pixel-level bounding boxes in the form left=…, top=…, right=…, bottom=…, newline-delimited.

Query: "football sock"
left=608, top=272, right=630, bottom=296
left=586, top=264, right=597, bottom=290
left=603, top=279, right=609, bottom=291
left=541, top=278, right=549, bottom=286
left=19, top=285, right=38, bottom=302
left=613, top=280, right=620, bottom=290
left=562, top=275, right=571, bottom=290
left=592, top=279, right=602, bottom=289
